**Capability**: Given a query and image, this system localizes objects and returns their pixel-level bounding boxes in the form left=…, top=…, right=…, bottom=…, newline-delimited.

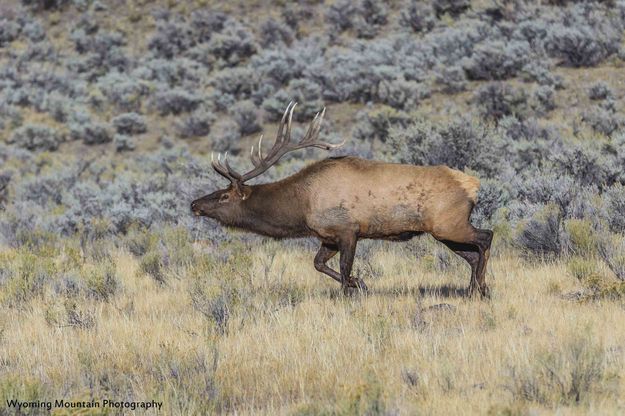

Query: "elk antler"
left=211, top=101, right=345, bottom=186
left=211, top=151, right=242, bottom=183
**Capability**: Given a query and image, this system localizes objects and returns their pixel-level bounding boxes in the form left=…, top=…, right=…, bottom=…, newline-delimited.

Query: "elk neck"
left=230, top=180, right=310, bottom=238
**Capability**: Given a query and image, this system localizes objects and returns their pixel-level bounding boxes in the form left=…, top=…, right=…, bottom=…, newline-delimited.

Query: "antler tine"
left=314, top=107, right=326, bottom=139
left=250, top=135, right=264, bottom=167
left=272, top=101, right=294, bottom=151
left=297, top=107, right=345, bottom=150
left=320, top=137, right=346, bottom=150
left=310, top=107, right=325, bottom=141
left=300, top=109, right=322, bottom=144
left=256, top=101, right=296, bottom=168
left=285, top=102, right=296, bottom=145
left=211, top=152, right=228, bottom=177
left=211, top=151, right=243, bottom=184
left=214, top=153, right=227, bottom=173
left=222, top=152, right=242, bottom=180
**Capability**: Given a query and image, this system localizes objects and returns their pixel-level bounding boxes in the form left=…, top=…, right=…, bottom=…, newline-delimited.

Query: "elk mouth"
left=190, top=201, right=204, bottom=216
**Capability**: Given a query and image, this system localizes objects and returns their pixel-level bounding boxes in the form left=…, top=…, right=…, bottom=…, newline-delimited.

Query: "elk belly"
left=359, top=203, right=426, bottom=239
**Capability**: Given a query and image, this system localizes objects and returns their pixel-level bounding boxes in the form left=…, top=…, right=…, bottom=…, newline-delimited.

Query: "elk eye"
left=219, top=194, right=230, bottom=203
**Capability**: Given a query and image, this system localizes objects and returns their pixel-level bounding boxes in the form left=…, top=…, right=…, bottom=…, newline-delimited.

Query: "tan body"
left=191, top=103, right=493, bottom=297
left=299, top=157, right=478, bottom=243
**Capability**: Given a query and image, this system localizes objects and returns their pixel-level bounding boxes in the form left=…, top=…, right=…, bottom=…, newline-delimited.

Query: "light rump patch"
left=449, top=168, right=480, bottom=204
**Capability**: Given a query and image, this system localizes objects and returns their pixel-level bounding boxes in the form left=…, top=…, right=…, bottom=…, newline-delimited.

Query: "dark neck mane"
left=228, top=181, right=310, bottom=238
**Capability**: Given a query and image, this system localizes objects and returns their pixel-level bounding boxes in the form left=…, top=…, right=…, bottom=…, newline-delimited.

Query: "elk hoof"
left=342, top=279, right=369, bottom=296
left=352, top=278, right=369, bottom=292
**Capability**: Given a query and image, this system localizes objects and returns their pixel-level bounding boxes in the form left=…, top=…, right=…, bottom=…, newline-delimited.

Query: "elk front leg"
left=338, top=234, right=368, bottom=295
left=313, top=243, right=342, bottom=284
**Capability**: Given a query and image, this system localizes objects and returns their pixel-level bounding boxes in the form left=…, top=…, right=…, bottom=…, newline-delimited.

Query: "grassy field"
left=1, top=231, right=624, bottom=415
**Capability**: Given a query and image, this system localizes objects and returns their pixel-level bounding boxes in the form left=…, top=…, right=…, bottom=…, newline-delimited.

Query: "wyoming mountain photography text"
left=1, top=0, right=625, bottom=415
left=5, top=399, right=163, bottom=412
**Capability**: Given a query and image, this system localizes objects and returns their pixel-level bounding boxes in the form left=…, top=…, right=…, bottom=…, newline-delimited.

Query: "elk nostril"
left=191, top=201, right=204, bottom=216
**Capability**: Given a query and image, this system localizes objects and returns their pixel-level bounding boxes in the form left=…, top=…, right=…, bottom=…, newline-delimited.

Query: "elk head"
left=191, top=102, right=344, bottom=221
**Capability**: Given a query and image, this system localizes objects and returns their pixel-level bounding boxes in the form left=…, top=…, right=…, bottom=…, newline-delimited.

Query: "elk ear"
left=237, top=185, right=252, bottom=201
left=235, top=184, right=251, bottom=200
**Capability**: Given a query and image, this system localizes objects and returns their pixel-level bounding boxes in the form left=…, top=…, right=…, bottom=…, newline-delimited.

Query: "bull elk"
left=191, top=102, right=493, bottom=297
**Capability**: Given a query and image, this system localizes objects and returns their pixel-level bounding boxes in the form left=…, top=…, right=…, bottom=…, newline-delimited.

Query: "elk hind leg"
left=439, top=240, right=480, bottom=293
left=435, top=225, right=492, bottom=298
left=473, top=228, right=493, bottom=296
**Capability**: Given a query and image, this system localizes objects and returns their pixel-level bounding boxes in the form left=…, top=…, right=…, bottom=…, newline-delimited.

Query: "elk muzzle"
left=190, top=199, right=203, bottom=216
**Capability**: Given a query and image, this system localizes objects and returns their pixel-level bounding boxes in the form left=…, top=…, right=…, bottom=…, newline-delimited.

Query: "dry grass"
left=1, top=237, right=624, bottom=415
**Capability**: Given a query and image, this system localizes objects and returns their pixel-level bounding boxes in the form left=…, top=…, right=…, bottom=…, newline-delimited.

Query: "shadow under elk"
left=191, top=102, right=493, bottom=297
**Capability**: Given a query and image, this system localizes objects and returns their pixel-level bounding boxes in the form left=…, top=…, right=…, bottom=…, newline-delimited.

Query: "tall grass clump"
left=506, top=331, right=608, bottom=405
